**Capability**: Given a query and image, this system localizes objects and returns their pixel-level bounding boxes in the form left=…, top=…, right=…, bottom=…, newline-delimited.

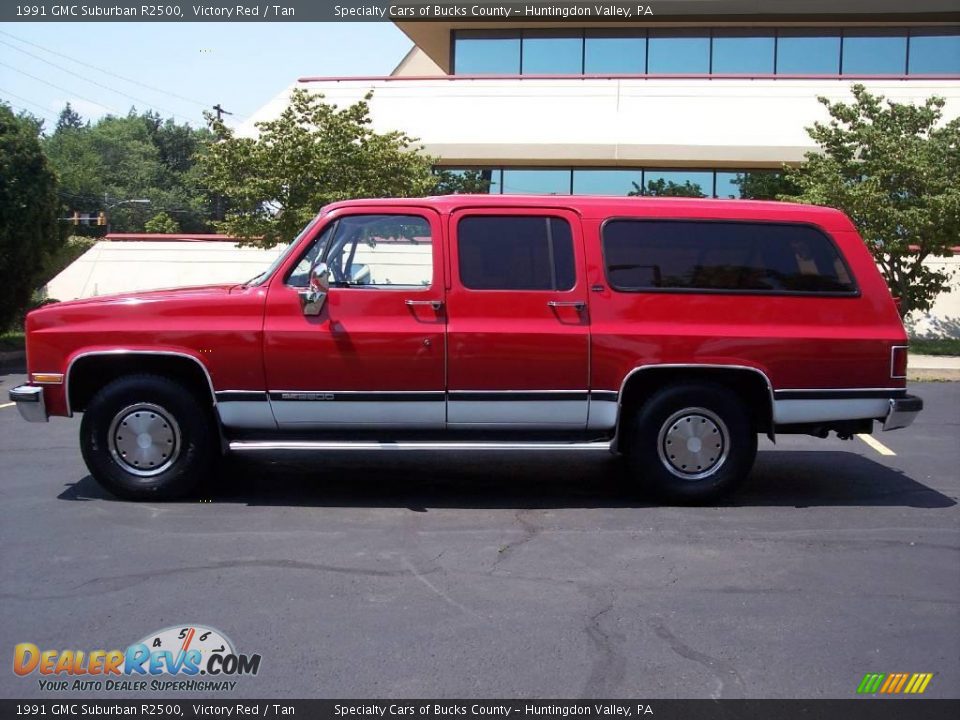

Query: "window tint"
left=522, top=33, right=583, bottom=74
left=459, top=216, right=576, bottom=291
left=776, top=31, right=841, bottom=74
left=602, top=220, right=856, bottom=294
left=842, top=32, right=907, bottom=74
left=711, top=33, right=775, bottom=74
left=454, top=33, right=520, bottom=74
left=648, top=31, right=710, bottom=73
left=909, top=30, right=960, bottom=74
left=584, top=33, right=646, bottom=73
left=323, top=215, right=433, bottom=288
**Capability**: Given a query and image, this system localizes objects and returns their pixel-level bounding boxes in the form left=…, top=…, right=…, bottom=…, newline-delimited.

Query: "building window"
left=602, top=220, right=857, bottom=294
left=776, top=31, right=841, bottom=74
left=572, top=169, right=644, bottom=196
left=454, top=32, right=520, bottom=74
left=640, top=170, right=713, bottom=197
left=501, top=169, right=571, bottom=195
left=584, top=32, right=646, bottom=74
left=909, top=29, right=960, bottom=74
left=458, top=216, right=576, bottom=291
left=842, top=31, right=908, bottom=74
left=522, top=32, right=583, bottom=74
left=711, top=32, right=775, bottom=74
left=648, top=30, right=711, bottom=73
left=443, top=167, right=800, bottom=199
left=452, top=27, right=959, bottom=77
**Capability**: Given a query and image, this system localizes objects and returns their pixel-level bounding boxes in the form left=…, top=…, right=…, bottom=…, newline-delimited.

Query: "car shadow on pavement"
left=58, top=449, right=955, bottom=509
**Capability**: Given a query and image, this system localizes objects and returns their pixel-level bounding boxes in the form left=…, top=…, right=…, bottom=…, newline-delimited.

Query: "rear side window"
left=458, top=216, right=576, bottom=291
left=602, top=220, right=856, bottom=294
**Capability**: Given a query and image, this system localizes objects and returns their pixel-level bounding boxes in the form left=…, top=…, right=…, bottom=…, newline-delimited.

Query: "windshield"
left=243, top=215, right=323, bottom=287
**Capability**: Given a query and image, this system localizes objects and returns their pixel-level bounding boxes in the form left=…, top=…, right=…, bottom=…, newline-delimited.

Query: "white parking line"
left=857, top=433, right=896, bottom=456
left=0, top=402, right=15, bottom=410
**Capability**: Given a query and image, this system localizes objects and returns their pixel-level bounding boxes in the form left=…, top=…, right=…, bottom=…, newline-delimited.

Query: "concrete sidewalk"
left=909, top=354, right=960, bottom=381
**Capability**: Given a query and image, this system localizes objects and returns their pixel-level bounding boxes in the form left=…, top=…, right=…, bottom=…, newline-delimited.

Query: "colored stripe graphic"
left=857, top=672, right=933, bottom=694
left=857, top=673, right=885, bottom=693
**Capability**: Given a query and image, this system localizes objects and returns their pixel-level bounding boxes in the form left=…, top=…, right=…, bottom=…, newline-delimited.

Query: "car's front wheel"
left=624, top=383, right=757, bottom=503
left=80, top=374, right=215, bottom=500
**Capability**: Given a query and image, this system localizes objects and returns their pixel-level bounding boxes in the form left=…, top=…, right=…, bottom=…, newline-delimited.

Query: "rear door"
left=445, top=208, right=590, bottom=429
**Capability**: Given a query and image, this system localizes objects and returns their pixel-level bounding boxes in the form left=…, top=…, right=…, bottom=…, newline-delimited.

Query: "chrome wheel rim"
left=656, top=407, right=729, bottom=481
left=107, top=403, right=181, bottom=477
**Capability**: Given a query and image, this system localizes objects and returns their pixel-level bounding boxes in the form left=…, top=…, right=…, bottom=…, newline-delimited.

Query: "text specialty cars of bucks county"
left=10, top=195, right=923, bottom=503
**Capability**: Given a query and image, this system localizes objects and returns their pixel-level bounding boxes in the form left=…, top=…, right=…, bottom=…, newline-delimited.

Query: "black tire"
left=623, top=383, right=756, bottom=504
left=79, top=374, right=215, bottom=501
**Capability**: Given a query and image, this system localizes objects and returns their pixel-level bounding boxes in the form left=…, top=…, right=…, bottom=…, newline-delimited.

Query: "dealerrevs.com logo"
left=13, top=625, right=262, bottom=692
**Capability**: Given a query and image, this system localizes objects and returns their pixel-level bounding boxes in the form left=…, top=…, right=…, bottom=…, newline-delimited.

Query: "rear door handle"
left=547, top=301, right=585, bottom=310
left=405, top=299, right=444, bottom=311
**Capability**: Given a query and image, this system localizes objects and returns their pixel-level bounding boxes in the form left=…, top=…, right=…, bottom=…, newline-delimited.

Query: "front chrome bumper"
left=882, top=394, right=923, bottom=431
left=9, top=385, right=48, bottom=423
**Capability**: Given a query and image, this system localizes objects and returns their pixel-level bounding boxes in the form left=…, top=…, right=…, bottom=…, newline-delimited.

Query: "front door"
left=263, top=208, right=446, bottom=429
left=445, top=208, right=590, bottom=429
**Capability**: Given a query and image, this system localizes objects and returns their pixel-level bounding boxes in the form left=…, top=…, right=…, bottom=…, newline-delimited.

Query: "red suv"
left=10, top=196, right=922, bottom=502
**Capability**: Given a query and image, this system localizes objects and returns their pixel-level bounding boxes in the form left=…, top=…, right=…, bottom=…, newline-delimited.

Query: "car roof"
left=322, top=194, right=852, bottom=229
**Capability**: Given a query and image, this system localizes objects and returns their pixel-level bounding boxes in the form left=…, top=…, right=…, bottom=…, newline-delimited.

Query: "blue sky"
left=0, top=22, right=413, bottom=130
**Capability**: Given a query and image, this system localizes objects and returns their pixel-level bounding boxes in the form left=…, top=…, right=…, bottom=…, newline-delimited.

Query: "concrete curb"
left=909, top=368, right=960, bottom=382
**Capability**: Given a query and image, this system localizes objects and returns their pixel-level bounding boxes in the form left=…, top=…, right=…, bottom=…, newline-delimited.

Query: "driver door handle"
left=547, top=301, right=585, bottom=310
left=405, top=300, right=444, bottom=311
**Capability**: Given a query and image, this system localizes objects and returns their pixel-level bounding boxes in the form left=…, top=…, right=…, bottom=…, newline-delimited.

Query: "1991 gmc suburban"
left=10, top=195, right=922, bottom=502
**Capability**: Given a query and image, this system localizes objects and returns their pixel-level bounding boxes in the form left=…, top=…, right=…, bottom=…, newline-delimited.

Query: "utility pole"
left=210, top=105, right=233, bottom=222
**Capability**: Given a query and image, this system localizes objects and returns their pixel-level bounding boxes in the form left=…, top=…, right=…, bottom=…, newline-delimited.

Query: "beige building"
left=49, top=1, right=960, bottom=334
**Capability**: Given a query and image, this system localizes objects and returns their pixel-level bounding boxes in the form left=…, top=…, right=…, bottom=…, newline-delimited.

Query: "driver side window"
left=325, top=214, right=433, bottom=288
left=286, top=214, right=433, bottom=289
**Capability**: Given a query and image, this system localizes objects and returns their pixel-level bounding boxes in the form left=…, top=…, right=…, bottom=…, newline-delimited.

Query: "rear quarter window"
left=602, top=219, right=857, bottom=294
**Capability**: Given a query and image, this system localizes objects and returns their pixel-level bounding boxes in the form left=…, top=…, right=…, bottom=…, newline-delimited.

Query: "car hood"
left=35, top=284, right=240, bottom=311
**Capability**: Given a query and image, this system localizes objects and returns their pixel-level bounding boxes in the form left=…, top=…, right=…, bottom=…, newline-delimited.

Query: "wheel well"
left=617, top=367, right=774, bottom=442
left=68, top=354, right=214, bottom=414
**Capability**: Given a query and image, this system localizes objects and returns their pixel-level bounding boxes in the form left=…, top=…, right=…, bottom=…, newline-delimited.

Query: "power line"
left=4, top=102, right=58, bottom=124
left=0, top=38, right=190, bottom=122
left=0, top=29, right=211, bottom=110
left=0, top=61, right=118, bottom=113
left=0, top=87, right=58, bottom=119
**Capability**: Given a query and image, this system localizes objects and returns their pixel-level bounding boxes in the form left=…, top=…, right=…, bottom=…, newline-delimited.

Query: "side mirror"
left=299, top=262, right=330, bottom=316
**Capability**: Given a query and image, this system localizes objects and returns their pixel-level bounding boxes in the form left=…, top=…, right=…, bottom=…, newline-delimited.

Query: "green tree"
left=0, top=105, right=62, bottom=330
left=199, top=89, right=487, bottom=248
left=55, top=103, right=85, bottom=132
left=144, top=212, right=180, bottom=233
left=628, top=178, right=705, bottom=197
left=43, top=106, right=214, bottom=234
left=731, top=171, right=798, bottom=200
left=785, top=84, right=960, bottom=316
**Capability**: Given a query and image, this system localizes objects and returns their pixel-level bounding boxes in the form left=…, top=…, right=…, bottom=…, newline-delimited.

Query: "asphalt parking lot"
left=1, top=369, right=957, bottom=700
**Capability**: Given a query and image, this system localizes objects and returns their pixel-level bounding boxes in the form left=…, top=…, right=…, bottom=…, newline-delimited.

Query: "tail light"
left=891, top=345, right=908, bottom=379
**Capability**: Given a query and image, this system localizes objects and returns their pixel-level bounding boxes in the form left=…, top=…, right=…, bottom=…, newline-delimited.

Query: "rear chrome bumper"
left=8, top=385, right=48, bottom=423
left=882, top=394, right=923, bottom=431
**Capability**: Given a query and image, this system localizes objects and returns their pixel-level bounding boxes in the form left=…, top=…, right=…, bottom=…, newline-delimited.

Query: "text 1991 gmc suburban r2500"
left=10, top=195, right=922, bottom=502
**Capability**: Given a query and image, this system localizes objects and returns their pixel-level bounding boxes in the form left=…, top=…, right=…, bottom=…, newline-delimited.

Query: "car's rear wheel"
left=80, top=374, right=215, bottom=500
left=624, top=383, right=756, bottom=503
